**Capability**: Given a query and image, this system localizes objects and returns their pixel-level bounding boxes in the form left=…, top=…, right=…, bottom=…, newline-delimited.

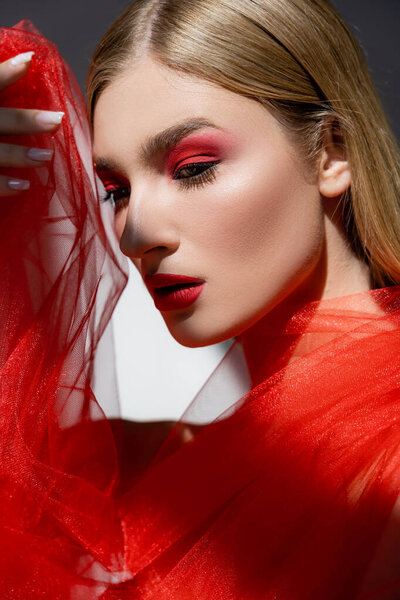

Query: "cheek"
left=165, top=161, right=324, bottom=347
left=114, top=211, right=130, bottom=245
left=181, top=156, right=323, bottom=283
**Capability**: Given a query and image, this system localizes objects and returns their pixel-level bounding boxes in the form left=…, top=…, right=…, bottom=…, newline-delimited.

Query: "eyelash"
left=101, top=160, right=219, bottom=210
left=173, top=160, right=219, bottom=190
left=101, top=185, right=130, bottom=213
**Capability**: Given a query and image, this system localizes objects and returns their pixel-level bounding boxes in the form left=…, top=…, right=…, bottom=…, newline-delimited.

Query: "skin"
left=93, top=56, right=372, bottom=348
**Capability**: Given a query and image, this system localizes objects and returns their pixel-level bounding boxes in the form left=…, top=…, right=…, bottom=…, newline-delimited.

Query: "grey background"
left=2, top=0, right=399, bottom=141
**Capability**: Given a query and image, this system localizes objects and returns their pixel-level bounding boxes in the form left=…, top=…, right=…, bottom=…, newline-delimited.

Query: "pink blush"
left=165, top=131, right=238, bottom=176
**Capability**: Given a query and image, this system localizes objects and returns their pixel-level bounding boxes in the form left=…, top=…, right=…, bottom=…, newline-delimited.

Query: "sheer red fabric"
left=2, top=21, right=400, bottom=600
left=0, top=21, right=128, bottom=598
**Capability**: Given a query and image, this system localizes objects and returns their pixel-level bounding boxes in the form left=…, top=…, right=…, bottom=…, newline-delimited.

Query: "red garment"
left=1, top=21, right=400, bottom=600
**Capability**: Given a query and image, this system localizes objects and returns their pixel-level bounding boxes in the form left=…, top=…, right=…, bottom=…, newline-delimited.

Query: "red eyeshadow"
left=165, top=131, right=237, bottom=176
left=96, top=168, right=129, bottom=187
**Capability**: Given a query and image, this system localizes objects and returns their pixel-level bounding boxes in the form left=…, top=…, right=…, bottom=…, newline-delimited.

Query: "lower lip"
left=152, top=283, right=205, bottom=311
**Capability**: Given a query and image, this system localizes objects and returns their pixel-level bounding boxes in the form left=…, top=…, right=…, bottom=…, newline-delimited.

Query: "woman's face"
left=93, top=56, right=325, bottom=347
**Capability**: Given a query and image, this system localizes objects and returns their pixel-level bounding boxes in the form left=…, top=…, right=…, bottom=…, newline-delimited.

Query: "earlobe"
left=318, top=118, right=351, bottom=198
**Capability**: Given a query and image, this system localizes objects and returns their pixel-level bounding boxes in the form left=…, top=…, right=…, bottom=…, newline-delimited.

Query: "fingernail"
left=10, top=51, right=35, bottom=67
left=27, top=147, right=54, bottom=162
left=36, top=111, right=64, bottom=128
left=8, top=179, right=30, bottom=191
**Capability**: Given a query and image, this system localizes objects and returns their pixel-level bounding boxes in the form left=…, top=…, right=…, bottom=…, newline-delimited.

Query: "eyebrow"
left=94, top=117, right=219, bottom=172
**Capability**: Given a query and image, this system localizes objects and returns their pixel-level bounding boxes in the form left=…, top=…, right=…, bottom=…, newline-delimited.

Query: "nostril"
left=144, top=245, right=170, bottom=255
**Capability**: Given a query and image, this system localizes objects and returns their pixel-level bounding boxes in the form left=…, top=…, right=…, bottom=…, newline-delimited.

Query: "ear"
left=318, top=117, right=351, bottom=198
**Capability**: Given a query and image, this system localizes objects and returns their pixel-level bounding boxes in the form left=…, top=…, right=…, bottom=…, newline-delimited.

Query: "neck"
left=238, top=275, right=322, bottom=388
left=238, top=212, right=376, bottom=388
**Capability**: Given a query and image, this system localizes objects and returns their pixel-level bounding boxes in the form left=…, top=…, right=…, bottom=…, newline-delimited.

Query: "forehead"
left=92, top=56, right=289, bottom=168
left=94, top=56, right=233, bottom=117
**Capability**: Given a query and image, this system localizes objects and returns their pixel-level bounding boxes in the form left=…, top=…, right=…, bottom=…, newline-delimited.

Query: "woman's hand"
left=0, top=51, right=64, bottom=196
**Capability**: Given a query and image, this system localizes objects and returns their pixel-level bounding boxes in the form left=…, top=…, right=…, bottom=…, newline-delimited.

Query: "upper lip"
left=144, top=273, right=205, bottom=291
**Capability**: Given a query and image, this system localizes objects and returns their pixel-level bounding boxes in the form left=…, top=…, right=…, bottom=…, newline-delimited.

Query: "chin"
left=167, top=325, right=228, bottom=348
left=163, top=313, right=235, bottom=348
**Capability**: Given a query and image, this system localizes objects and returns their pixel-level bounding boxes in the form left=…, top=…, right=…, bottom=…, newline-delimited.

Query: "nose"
left=118, top=184, right=180, bottom=262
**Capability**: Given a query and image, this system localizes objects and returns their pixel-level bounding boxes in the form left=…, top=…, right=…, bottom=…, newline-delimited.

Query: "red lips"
left=144, top=274, right=205, bottom=311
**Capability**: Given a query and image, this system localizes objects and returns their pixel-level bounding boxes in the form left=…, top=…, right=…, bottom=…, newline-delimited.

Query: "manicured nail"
left=10, top=51, right=35, bottom=67
left=27, top=147, right=54, bottom=162
left=8, top=179, right=30, bottom=191
left=35, top=111, right=64, bottom=128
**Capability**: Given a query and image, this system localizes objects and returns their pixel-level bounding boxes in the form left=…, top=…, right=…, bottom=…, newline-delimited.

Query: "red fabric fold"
left=114, top=287, right=400, bottom=599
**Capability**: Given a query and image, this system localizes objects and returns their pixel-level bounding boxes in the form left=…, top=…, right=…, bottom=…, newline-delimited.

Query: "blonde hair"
left=87, top=0, right=400, bottom=287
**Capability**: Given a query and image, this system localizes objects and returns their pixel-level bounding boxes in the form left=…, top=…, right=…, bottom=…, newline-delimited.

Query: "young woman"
left=1, top=1, right=400, bottom=598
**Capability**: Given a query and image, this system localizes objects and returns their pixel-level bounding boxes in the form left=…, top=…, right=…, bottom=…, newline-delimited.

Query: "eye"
left=101, top=183, right=131, bottom=212
left=173, top=160, right=219, bottom=190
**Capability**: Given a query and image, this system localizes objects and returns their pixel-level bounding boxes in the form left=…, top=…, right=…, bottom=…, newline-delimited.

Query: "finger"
left=0, top=108, right=64, bottom=135
left=0, top=51, right=34, bottom=91
left=0, top=174, right=30, bottom=197
left=0, top=142, right=53, bottom=168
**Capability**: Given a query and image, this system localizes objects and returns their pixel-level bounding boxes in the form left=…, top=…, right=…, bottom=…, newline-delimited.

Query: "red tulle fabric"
left=2, top=21, right=400, bottom=600
left=0, top=21, right=128, bottom=598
